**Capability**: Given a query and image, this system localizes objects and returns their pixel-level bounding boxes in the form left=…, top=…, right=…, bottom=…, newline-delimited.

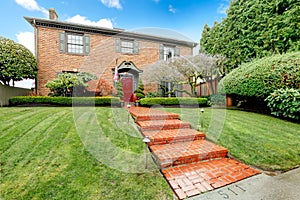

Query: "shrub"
left=140, top=97, right=209, bottom=107
left=265, top=88, right=300, bottom=120
left=134, top=80, right=145, bottom=99
left=145, top=92, right=159, bottom=98
left=114, top=81, right=124, bottom=99
left=96, top=79, right=115, bottom=96
left=220, top=52, right=300, bottom=98
left=46, top=73, right=87, bottom=97
left=9, top=96, right=120, bottom=106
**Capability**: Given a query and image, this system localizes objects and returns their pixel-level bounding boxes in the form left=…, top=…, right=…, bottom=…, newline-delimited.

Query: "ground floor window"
left=158, top=81, right=182, bottom=97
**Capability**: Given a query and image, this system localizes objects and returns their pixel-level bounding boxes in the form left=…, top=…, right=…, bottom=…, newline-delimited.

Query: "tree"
left=0, top=36, right=37, bottom=86
left=200, top=0, right=300, bottom=73
left=169, top=54, right=219, bottom=96
left=143, top=54, right=218, bottom=97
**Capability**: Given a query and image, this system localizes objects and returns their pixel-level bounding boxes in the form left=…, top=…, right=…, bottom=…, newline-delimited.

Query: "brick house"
left=25, top=9, right=197, bottom=99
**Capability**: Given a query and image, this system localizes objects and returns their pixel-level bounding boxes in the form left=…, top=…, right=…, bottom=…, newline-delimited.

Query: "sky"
left=0, top=0, right=229, bottom=88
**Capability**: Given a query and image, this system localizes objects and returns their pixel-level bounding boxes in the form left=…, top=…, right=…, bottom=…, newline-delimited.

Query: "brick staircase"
left=130, top=107, right=260, bottom=199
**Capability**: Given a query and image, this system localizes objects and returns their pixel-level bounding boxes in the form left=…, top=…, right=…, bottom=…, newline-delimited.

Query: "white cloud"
left=217, top=3, right=229, bottom=14
left=16, top=32, right=35, bottom=54
left=66, top=15, right=113, bottom=29
left=15, top=0, right=48, bottom=15
left=100, top=0, right=122, bottom=9
left=168, top=5, right=176, bottom=14
left=14, top=31, right=35, bottom=89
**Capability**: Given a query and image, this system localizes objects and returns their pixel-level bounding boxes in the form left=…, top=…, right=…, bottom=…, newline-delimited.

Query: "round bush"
left=220, top=52, right=300, bottom=98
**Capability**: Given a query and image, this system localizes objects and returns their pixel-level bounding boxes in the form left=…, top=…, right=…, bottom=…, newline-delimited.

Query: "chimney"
left=49, top=8, right=58, bottom=20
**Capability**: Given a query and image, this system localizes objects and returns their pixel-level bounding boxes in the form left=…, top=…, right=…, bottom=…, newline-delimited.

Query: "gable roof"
left=24, top=17, right=198, bottom=48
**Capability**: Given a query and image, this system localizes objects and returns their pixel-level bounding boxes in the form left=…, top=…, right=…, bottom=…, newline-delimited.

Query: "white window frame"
left=163, top=46, right=175, bottom=62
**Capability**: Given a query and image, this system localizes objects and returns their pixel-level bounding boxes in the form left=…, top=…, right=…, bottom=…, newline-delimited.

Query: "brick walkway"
left=129, top=107, right=260, bottom=199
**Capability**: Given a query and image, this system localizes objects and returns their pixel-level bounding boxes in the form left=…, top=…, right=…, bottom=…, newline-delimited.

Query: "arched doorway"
left=114, top=61, right=142, bottom=102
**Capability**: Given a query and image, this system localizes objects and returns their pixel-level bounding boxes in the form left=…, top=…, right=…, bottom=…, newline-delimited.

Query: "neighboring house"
left=25, top=9, right=197, bottom=99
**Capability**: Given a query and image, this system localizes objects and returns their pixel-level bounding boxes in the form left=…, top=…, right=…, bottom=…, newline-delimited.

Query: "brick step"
left=142, top=129, right=205, bottom=145
left=150, top=140, right=228, bottom=168
left=162, top=158, right=261, bottom=199
left=137, top=119, right=191, bottom=131
left=130, top=107, right=179, bottom=121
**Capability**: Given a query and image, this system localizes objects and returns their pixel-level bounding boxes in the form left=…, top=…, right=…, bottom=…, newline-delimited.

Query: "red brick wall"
left=36, top=27, right=193, bottom=96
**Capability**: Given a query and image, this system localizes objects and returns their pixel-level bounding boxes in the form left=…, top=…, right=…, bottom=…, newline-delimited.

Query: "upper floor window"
left=121, top=40, right=134, bottom=54
left=59, top=32, right=90, bottom=55
left=159, top=44, right=180, bottom=61
left=115, top=38, right=139, bottom=54
left=67, top=34, right=84, bottom=54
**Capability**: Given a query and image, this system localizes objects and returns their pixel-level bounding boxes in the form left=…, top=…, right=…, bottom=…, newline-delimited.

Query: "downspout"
left=33, top=19, right=38, bottom=95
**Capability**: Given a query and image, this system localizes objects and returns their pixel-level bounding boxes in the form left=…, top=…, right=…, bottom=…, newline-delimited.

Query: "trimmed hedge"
left=9, top=96, right=120, bottom=106
left=140, top=97, right=209, bottom=107
left=220, top=51, right=300, bottom=98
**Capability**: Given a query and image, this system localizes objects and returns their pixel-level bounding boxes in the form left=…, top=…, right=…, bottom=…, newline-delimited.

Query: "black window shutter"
left=133, top=40, right=139, bottom=54
left=84, top=35, right=90, bottom=55
left=115, top=38, right=121, bottom=53
left=159, top=44, right=164, bottom=60
left=175, top=47, right=180, bottom=57
left=59, top=32, right=65, bottom=52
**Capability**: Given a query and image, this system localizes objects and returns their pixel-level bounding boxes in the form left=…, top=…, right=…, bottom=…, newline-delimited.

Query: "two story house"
left=25, top=9, right=197, bottom=99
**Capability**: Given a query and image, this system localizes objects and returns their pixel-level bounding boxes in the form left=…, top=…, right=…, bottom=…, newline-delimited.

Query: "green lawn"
left=1, top=107, right=299, bottom=199
left=164, top=107, right=300, bottom=171
left=0, top=107, right=173, bottom=200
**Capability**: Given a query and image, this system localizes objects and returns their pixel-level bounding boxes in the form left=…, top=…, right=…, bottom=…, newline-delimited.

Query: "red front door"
left=121, top=76, right=133, bottom=102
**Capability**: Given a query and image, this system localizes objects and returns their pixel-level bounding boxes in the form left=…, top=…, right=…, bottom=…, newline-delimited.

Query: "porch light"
left=127, top=104, right=131, bottom=123
left=200, top=108, right=205, bottom=130
left=142, top=136, right=151, bottom=143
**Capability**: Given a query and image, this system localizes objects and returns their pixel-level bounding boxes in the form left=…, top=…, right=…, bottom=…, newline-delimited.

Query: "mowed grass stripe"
left=22, top=116, right=75, bottom=198
left=0, top=108, right=69, bottom=164
left=0, top=109, right=75, bottom=198
left=0, top=107, right=56, bottom=142
left=0, top=108, right=66, bottom=154
left=6, top=109, right=72, bottom=163
left=0, top=107, right=34, bottom=119
left=95, top=108, right=144, bottom=153
left=0, top=107, right=51, bottom=135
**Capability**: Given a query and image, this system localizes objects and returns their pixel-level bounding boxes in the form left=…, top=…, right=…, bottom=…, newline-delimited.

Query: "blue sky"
left=1, top=0, right=229, bottom=54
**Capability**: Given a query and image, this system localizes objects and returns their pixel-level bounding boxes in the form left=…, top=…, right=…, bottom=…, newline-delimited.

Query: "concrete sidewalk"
left=189, top=167, right=300, bottom=200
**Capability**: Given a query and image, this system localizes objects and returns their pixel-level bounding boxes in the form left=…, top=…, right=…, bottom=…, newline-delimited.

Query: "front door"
left=121, top=76, right=133, bottom=102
